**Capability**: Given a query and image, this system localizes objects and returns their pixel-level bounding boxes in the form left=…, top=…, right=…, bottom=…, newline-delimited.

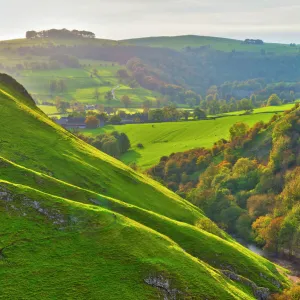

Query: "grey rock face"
left=145, top=275, right=183, bottom=300
left=222, top=270, right=270, bottom=300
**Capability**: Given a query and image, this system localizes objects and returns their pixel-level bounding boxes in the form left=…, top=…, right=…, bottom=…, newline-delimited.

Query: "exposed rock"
left=259, top=272, right=281, bottom=289
left=0, top=185, right=67, bottom=227
left=89, top=199, right=99, bottom=205
left=0, top=191, right=9, bottom=198
left=0, top=187, right=13, bottom=202
left=144, top=275, right=183, bottom=300
left=219, top=263, right=235, bottom=272
left=222, top=270, right=270, bottom=300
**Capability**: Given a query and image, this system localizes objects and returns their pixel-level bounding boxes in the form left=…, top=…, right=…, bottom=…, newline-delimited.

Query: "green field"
left=208, top=104, right=297, bottom=117
left=0, top=74, right=289, bottom=299
left=16, top=66, right=159, bottom=107
left=125, top=35, right=300, bottom=53
left=250, top=104, right=296, bottom=113
left=83, top=113, right=277, bottom=169
left=14, top=67, right=160, bottom=107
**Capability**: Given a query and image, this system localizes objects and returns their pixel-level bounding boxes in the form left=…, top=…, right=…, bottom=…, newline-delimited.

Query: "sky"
left=1, top=0, right=300, bottom=43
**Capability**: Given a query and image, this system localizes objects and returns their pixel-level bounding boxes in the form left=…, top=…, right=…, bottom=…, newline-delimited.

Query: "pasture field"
left=0, top=37, right=162, bottom=106
left=207, top=103, right=297, bottom=117
left=251, top=104, right=296, bottom=113
left=83, top=113, right=276, bottom=169
left=15, top=66, right=159, bottom=106
left=37, top=105, right=58, bottom=114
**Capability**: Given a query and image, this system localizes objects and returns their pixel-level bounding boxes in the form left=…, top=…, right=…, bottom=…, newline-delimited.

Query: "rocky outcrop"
left=259, top=272, right=281, bottom=289
left=0, top=185, right=69, bottom=228
left=144, top=275, right=183, bottom=300
left=221, top=270, right=270, bottom=300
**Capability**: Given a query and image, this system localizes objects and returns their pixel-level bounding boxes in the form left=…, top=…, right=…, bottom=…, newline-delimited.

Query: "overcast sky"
left=2, top=0, right=300, bottom=43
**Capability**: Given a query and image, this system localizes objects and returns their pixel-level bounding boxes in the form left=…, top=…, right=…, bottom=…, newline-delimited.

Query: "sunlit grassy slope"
left=84, top=113, right=276, bottom=169
left=124, top=35, right=300, bottom=53
left=0, top=74, right=289, bottom=298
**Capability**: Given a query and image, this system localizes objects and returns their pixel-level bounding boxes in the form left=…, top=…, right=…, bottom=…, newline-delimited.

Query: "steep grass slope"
left=83, top=113, right=277, bottom=169
left=0, top=74, right=289, bottom=298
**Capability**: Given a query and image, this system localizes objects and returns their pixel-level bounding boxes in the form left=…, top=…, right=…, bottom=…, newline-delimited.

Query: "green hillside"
left=0, top=37, right=120, bottom=61
left=0, top=37, right=161, bottom=108
left=0, top=74, right=289, bottom=298
left=124, top=35, right=299, bottom=53
left=15, top=67, right=159, bottom=107
left=83, top=113, right=278, bottom=169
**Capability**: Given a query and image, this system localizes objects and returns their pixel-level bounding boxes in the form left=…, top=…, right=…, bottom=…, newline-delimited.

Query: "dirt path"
left=111, top=85, right=120, bottom=100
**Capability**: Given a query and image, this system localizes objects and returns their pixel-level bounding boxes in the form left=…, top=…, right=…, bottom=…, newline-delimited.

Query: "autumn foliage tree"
left=85, top=116, right=100, bottom=129
left=252, top=216, right=284, bottom=253
left=229, top=122, right=249, bottom=141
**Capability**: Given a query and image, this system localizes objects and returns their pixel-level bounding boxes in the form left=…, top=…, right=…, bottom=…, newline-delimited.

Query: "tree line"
left=75, top=131, right=130, bottom=159
left=66, top=105, right=207, bottom=126
left=26, top=29, right=96, bottom=39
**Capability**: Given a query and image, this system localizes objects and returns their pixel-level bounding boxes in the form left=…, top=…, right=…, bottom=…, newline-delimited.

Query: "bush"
left=78, top=131, right=131, bottom=158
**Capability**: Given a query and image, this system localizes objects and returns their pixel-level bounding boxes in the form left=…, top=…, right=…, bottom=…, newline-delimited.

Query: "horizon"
left=0, top=32, right=296, bottom=45
left=2, top=0, right=300, bottom=44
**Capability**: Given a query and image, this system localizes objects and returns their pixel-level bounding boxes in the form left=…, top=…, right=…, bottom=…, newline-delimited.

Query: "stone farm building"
left=55, top=117, right=104, bottom=129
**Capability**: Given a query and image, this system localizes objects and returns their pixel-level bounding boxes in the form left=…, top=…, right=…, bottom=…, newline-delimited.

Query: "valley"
left=0, top=73, right=291, bottom=299
left=0, top=26, right=299, bottom=299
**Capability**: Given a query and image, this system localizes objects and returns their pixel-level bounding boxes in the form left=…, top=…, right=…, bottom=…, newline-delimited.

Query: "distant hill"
left=0, top=74, right=289, bottom=298
left=124, top=35, right=298, bottom=53
left=1, top=34, right=300, bottom=111
left=1, top=33, right=300, bottom=122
